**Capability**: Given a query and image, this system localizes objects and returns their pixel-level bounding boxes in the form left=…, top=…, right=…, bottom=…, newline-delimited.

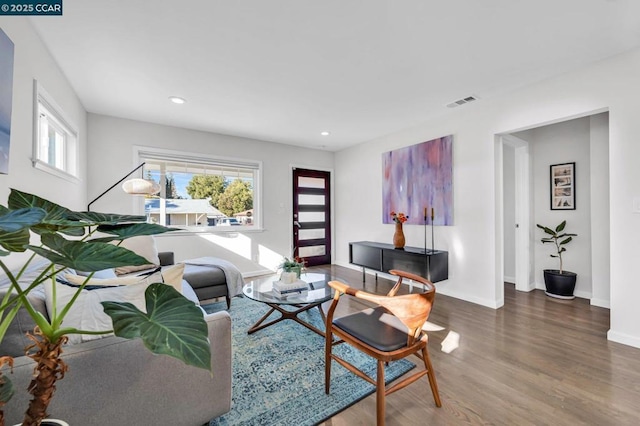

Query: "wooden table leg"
left=247, top=302, right=326, bottom=336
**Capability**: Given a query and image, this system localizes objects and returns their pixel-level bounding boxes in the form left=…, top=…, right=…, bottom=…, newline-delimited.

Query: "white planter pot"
left=14, top=420, right=69, bottom=426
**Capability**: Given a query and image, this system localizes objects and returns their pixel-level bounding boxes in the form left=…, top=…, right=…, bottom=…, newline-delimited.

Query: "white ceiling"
left=30, top=0, right=640, bottom=151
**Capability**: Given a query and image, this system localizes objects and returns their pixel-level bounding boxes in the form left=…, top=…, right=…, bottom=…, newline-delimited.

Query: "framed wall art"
left=382, top=134, right=453, bottom=225
left=550, top=162, right=575, bottom=210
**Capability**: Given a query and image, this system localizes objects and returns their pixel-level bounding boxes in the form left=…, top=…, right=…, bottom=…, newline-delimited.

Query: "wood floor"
left=309, top=265, right=640, bottom=426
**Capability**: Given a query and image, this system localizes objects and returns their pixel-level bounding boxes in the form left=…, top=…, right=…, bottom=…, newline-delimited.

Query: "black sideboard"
left=349, top=241, right=448, bottom=283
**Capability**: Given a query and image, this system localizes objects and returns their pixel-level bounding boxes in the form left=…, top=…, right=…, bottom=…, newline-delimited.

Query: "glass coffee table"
left=242, top=272, right=337, bottom=337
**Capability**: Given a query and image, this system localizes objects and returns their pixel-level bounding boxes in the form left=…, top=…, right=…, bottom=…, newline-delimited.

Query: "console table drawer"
left=382, top=250, right=429, bottom=277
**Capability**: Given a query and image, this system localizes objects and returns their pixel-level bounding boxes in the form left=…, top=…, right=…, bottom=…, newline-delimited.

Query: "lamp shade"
left=122, top=178, right=161, bottom=195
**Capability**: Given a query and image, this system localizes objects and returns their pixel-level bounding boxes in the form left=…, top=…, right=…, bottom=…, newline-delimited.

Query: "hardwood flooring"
left=309, top=265, right=640, bottom=426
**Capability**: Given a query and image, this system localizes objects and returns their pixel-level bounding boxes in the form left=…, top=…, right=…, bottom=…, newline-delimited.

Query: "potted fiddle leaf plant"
left=0, top=189, right=211, bottom=426
left=536, top=220, right=578, bottom=299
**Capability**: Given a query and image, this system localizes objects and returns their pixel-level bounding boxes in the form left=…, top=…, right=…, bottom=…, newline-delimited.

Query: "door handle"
left=294, top=221, right=301, bottom=228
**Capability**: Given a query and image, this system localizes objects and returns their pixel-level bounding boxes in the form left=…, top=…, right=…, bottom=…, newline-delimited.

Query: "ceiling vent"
left=446, top=95, right=479, bottom=108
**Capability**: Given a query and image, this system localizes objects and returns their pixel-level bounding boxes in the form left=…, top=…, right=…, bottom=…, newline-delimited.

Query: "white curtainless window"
left=136, top=146, right=261, bottom=231
left=32, top=80, right=79, bottom=181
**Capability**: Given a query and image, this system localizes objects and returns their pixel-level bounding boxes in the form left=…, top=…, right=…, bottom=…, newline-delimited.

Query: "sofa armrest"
left=158, top=251, right=175, bottom=266
left=4, top=311, right=232, bottom=425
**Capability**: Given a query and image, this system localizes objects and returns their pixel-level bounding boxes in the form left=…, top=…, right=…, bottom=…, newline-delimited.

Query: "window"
left=32, top=80, right=79, bottom=180
left=137, top=147, right=261, bottom=231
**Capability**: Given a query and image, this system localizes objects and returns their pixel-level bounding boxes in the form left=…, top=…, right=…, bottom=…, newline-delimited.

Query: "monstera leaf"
left=28, top=233, right=152, bottom=272
left=0, top=369, right=14, bottom=404
left=0, top=206, right=46, bottom=233
left=0, top=207, right=47, bottom=254
left=8, top=189, right=86, bottom=236
left=67, top=211, right=147, bottom=225
left=102, top=284, right=211, bottom=371
left=90, top=222, right=179, bottom=243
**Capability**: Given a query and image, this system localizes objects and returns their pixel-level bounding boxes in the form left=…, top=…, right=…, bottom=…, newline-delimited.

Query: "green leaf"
left=8, top=189, right=69, bottom=219
left=0, top=207, right=46, bottom=253
left=90, top=223, right=180, bottom=243
left=0, top=228, right=31, bottom=253
left=28, top=233, right=152, bottom=272
left=0, top=371, right=15, bottom=404
left=555, top=220, right=566, bottom=233
left=102, top=284, right=211, bottom=371
left=7, top=189, right=84, bottom=236
left=536, top=224, right=555, bottom=236
left=68, top=211, right=147, bottom=225
left=559, top=237, right=573, bottom=245
left=0, top=207, right=46, bottom=233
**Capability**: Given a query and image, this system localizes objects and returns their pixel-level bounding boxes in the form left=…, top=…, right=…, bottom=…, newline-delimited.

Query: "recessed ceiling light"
left=320, top=131, right=330, bottom=136
left=169, top=96, right=186, bottom=104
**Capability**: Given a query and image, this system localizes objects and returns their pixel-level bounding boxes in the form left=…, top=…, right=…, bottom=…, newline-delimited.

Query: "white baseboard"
left=437, top=287, right=502, bottom=309
left=590, top=298, right=610, bottom=309
left=504, top=275, right=516, bottom=284
left=242, top=269, right=273, bottom=278
left=608, top=330, right=640, bottom=349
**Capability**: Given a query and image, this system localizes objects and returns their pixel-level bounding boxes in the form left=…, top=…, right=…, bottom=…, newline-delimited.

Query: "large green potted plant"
left=0, top=189, right=211, bottom=426
left=536, top=220, right=578, bottom=299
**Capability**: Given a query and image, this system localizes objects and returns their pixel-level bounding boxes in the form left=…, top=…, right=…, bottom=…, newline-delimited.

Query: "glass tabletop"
left=243, top=272, right=338, bottom=305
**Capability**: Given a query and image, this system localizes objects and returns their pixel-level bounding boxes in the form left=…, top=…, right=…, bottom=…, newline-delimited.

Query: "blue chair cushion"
left=332, top=306, right=409, bottom=352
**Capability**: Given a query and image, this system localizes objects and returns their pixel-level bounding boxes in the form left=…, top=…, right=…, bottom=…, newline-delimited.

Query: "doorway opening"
left=497, top=111, right=610, bottom=308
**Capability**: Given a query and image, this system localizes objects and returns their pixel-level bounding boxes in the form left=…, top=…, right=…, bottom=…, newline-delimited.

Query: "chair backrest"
left=387, top=270, right=436, bottom=344
left=377, top=292, right=435, bottom=345
left=329, top=269, right=436, bottom=346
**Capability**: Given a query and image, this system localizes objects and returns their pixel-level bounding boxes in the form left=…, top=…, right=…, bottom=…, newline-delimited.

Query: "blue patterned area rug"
left=203, top=296, right=415, bottom=426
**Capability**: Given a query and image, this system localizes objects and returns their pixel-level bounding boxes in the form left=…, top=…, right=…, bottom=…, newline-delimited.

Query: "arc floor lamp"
left=87, top=162, right=161, bottom=211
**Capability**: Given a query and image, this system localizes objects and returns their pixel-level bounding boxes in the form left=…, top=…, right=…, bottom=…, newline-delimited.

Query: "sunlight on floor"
left=440, top=331, right=460, bottom=353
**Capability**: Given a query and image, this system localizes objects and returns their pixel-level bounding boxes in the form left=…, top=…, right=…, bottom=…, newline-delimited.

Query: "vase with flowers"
left=390, top=211, right=409, bottom=249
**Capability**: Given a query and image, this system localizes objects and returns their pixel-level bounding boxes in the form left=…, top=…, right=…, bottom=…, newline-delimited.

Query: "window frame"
left=134, top=145, right=263, bottom=233
left=32, top=80, right=80, bottom=182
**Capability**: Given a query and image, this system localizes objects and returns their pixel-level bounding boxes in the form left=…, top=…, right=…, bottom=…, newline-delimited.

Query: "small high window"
left=32, top=80, right=79, bottom=180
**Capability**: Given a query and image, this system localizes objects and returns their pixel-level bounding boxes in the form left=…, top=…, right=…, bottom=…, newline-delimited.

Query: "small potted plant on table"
left=536, top=220, right=578, bottom=299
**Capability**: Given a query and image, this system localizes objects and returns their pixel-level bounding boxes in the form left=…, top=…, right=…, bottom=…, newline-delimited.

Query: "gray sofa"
left=0, top=257, right=232, bottom=425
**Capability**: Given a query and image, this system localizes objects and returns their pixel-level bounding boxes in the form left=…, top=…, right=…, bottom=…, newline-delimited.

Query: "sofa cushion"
left=63, top=273, right=152, bottom=287
left=75, top=268, right=117, bottom=279
left=45, top=264, right=187, bottom=344
left=113, top=235, right=160, bottom=275
left=44, top=279, right=150, bottom=344
left=161, top=263, right=185, bottom=293
left=63, top=264, right=184, bottom=294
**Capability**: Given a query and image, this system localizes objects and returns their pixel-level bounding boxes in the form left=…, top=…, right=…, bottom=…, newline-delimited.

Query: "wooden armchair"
left=324, top=269, right=441, bottom=425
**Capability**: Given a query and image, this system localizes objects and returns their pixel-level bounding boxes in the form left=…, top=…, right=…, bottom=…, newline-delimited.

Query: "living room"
left=2, top=1, right=640, bottom=424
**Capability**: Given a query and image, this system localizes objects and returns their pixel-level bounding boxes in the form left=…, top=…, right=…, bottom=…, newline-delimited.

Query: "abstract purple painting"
left=382, top=135, right=453, bottom=225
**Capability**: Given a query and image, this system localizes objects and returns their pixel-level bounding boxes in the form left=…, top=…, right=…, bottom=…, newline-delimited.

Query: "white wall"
left=529, top=117, right=593, bottom=299
left=87, top=114, right=334, bottom=276
left=503, top=145, right=515, bottom=283
left=335, top=47, right=640, bottom=348
left=0, top=19, right=87, bottom=271
left=590, top=113, right=610, bottom=308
